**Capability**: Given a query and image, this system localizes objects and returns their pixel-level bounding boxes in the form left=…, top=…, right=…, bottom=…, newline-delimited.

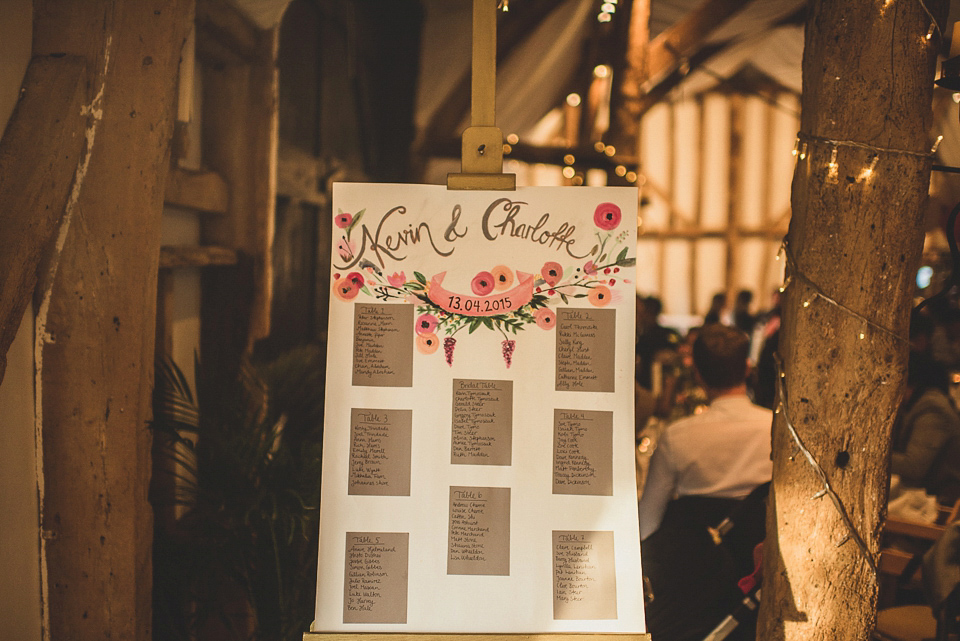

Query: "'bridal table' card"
left=314, top=183, right=645, bottom=634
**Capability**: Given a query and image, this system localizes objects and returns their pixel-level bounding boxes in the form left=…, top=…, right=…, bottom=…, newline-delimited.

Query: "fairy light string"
left=780, top=240, right=910, bottom=346
left=774, top=352, right=878, bottom=575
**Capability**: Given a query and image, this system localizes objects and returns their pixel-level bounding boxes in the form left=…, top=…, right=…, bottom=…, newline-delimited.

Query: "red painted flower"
left=345, top=271, right=365, bottom=288
left=471, top=271, right=495, bottom=296
left=415, top=313, right=438, bottom=335
left=594, top=202, right=622, bottom=230
left=335, top=212, right=353, bottom=228
left=388, top=271, right=406, bottom=287
left=541, top=261, right=563, bottom=286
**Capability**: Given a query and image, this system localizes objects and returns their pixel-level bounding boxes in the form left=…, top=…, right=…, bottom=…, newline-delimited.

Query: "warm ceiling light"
left=506, top=133, right=519, bottom=144
left=594, top=64, right=610, bottom=78
left=562, top=166, right=576, bottom=179
left=615, top=165, right=627, bottom=177
left=563, top=154, right=575, bottom=165
left=566, top=93, right=582, bottom=107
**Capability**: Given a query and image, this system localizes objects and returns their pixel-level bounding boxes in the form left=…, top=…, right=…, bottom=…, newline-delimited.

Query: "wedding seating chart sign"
left=315, top=183, right=645, bottom=633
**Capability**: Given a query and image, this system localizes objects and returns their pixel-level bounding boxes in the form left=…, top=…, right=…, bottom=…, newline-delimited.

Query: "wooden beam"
left=0, top=55, right=88, bottom=386
left=159, top=244, right=239, bottom=268
left=644, top=0, right=746, bottom=87
left=639, top=227, right=789, bottom=240
left=32, top=3, right=195, bottom=641
left=610, top=0, right=650, bottom=153
left=164, top=166, right=229, bottom=214
left=195, top=0, right=266, bottom=64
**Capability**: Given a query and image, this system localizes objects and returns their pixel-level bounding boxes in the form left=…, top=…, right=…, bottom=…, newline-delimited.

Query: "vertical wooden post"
left=756, top=2, right=948, bottom=640
left=32, top=2, right=193, bottom=639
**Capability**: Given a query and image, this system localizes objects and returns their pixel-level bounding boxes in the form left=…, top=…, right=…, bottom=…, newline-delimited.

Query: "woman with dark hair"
left=891, top=353, right=960, bottom=504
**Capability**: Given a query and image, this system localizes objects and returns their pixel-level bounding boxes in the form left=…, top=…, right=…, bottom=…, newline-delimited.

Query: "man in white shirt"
left=638, top=323, right=773, bottom=641
left=638, top=323, right=773, bottom=538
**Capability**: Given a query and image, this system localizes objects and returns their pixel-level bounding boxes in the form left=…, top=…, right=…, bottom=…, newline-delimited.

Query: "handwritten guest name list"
left=555, top=308, right=616, bottom=393
left=343, top=532, right=409, bottom=624
left=553, top=530, right=617, bottom=620
left=447, top=486, right=511, bottom=576
left=451, top=379, right=513, bottom=465
left=553, top=410, right=613, bottom=496
left=349, top=409, right=412, bottom=496
left=353, top=304, right=413, bottom=387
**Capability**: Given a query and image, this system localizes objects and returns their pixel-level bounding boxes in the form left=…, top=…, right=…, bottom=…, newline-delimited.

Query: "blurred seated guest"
left=635, top=295, right=680, bottom=392
left=892, top=352, right=960, bottom=505
left=638, top=324, right=772, bottom=641
left=733, top=289, right=757, bottom=335
left=704, top=291, right=728, bottom=325
left=749, top=327, right=779, bottom=410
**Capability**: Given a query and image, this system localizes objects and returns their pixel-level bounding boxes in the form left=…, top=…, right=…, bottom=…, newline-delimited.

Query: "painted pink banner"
left=428, top=271, right=535, bottom=317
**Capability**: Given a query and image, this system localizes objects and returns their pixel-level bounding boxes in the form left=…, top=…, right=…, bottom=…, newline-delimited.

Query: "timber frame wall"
left=637, top=89, right=800, bottom=320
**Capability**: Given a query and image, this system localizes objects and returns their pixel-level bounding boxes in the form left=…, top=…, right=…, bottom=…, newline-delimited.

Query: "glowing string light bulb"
left=792, top=137, right=800, bottom=157
left=932, top=135, right=944, bottom=153
left=826, top=147, right=839, bottom=184
left=859, top=155, right=879, bottom=182
left=779, top=275, right=793, bottom=293
left=926, top=22, right=936, bottom=40
left=799, top=143, right=808, bottom=160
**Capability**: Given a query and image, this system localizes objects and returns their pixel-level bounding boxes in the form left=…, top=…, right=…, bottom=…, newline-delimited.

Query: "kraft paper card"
left=349, top=408, right=412, bottom=496
left=343, top=532, right=409, bottom=624
left=553, top=409, right=613, bottom=496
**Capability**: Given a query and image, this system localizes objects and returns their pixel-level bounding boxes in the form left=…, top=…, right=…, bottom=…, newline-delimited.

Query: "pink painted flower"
left=491, top=265, right=514, bottom=291
left=337, top=238, right=356, bottom=261
left=534, top=308, right=556, bottom=330
left=594, top=202, right=622, bottom=230
left=333, top=278, right=360, bottom=301
left=388, top=271, right=406, bottom=287
left=584, top=260, right=598, bottom=275
left=471, top=271, right=495, bottom=296
left=416, top=332, right=440, bottom=354
left=335, top=211, right=353, bottom=228
left=541, top=261, right=563, bottom=286
left=588, top=285, right=612, bottom=307
left=415, top=313, right=438, bottom=335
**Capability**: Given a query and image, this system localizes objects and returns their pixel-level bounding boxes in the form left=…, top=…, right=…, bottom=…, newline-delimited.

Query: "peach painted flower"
left=416, top=332, right=440, bottom=354
left=335, top=211, right=353, bottom=228
left=588, top=285, right=612, bottom=307
left=534, top=308, right=556, bottom=330
left=333, top=278, right=360, bottom=301
left=388, top=271, right=406, bottom=287
left=491, top=265, right=514, bottom=291
left=594, top=202, right=622, bottom=230
left=471, top=271, right=495, bottom=296
left=415, top=313, right=438, bottom=335
left=541, top=262, right=563, bottom=286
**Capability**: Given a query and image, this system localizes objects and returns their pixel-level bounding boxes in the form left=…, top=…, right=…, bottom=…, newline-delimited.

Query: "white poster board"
left=314, top=183, right=645, bottom=633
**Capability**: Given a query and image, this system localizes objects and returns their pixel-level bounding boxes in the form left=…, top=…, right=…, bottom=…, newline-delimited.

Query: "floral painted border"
left=332, top=202, right=635, bottom=367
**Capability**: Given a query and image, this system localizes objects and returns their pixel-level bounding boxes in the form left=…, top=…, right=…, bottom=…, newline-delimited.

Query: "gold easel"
left=306, top=2, right=647, bottom=638
left=446, top=0, right=515, bottom=191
